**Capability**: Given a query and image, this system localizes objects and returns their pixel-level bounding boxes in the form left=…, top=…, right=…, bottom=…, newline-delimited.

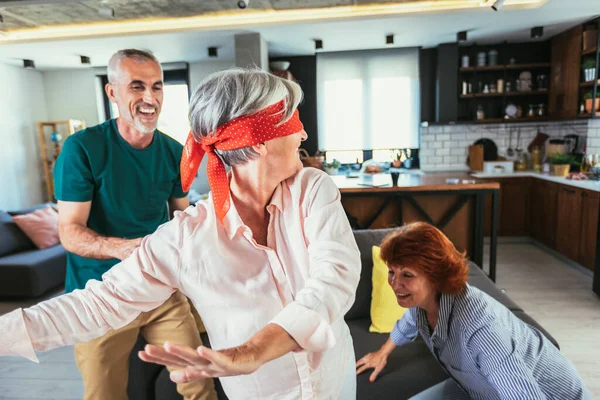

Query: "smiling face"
left=264, top=129, right=308, bottom=180
left=105, top=57, right=163, bottom=134
left=387, top=264, right=438, bottom=310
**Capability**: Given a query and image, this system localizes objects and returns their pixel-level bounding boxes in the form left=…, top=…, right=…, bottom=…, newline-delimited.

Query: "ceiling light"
left=531, top=26, right=543, bottom=39
left=386, top=34, right=394, bottom=45
left=457, top=31, right=467, bottom=42
left=208, top=47, right=218, bottom=57
left=314, top=39, right=323, bottom=50
left=237, top=0, right=249, bottom=9
left=491, top=0, right=504, bottom=11
left=98, top=7, right=115, bottom=18
left=23, top=59, right=35, bottom=69
left=80, top=55, right=91, bottom=64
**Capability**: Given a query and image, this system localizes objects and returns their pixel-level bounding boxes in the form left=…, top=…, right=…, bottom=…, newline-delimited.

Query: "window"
left=100, top=67, right=191, bottom=145
left=317, top=48, right=420, bottom=159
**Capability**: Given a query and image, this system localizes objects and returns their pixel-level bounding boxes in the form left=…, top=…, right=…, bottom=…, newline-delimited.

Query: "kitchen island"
left=331, top=173, right=500, bottom=281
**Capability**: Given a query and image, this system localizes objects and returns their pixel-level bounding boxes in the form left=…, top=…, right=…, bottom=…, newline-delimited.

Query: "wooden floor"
left=0, top=242, right=599, bottom=399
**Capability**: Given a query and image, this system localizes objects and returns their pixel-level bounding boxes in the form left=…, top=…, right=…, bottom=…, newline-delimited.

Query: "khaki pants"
left=74, top=291, right=217, bottom=400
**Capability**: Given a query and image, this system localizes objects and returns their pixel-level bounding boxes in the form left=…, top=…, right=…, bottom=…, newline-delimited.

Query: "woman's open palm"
left=356, top=350, right=388, bottom=382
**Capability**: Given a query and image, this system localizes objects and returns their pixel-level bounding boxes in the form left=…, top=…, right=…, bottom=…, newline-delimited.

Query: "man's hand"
left=115, top=238, right=143, bottom=260
left=139, top=342, right=263, bottom=383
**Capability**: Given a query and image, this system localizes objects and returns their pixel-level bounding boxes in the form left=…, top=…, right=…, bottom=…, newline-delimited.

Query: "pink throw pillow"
left=12, top=206, right=60, bottom=250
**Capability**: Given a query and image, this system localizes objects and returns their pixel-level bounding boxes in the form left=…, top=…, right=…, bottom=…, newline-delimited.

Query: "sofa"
left=0, top=203, right=66, bottom=298
left=128, top=228, right=558, bottom=400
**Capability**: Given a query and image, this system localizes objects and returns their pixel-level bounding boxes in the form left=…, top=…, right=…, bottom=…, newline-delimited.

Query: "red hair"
left=379, top=222, right=468, bottom=295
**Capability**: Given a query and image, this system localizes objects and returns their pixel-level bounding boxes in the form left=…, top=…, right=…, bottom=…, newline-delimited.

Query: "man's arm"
left=168, top=196, right=189, bottom=219
left=58, top=200, right=141, bottom=261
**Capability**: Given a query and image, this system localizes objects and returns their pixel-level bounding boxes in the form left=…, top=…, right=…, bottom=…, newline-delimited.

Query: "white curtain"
left=317, top=48, right=420, bottom=151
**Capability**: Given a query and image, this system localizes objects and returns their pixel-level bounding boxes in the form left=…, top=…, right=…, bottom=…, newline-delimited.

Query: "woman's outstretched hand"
left=356, top=349, right=389, bottom=382
left=139, top=342, right=262, bottom=383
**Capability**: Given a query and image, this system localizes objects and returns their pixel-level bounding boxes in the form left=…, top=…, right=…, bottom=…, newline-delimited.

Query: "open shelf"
left=581, top=80, right=600, bottom=87
left=582, top=47, right=598, bottom=56
left=505, top=63, right=551, bottom=70
left=460, top=91, right=549, bottom=99
left=459, top=63, right=551, bottom=73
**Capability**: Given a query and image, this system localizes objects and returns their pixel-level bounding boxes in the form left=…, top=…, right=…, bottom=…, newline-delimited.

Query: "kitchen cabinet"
left=484, top=178, right=531, bottom=236
left=549, top=25, right=582, bottom=119
left=529, top=179, right=558, bottom=248
left=578, top=190, right=600, bottom=271
left=556, top=186, right=583, bottom=261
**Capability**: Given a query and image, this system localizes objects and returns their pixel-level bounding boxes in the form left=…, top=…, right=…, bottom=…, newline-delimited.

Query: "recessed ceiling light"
left=23, top=59, right=35, bottom=69
left=386, top=34, right=394, bottom=45
left=531, top=26, right=543, bottom=39
left=314, top=39, right=323, bottom=50
left=208, top=47, right=218, bottom=57
left=80, top=55, right=91, bottom=64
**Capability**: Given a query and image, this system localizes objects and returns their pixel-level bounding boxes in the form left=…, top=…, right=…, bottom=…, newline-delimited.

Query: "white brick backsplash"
left=419, top=149, right=435, bottom=157
left=443, top=126, right=456, bottom=133
left=459, top=140, right=472, bottom=147
left=432, top=141, right=443, bottom=149
left=444, top=140, right=455, bottom=148
left=436, top=134, right=450, bottom=141
left=451, top=133, right=466, bottom=140
left=428, top=156, right=443, bottom=164
left=422, top=134, right=435, bottom=142
left=466, top=132, right=482, bottom=140
left=589, top=138, right=600, bottom=147
left=444, top=156, right=459, bottom=164
left=451, top=148, right=467, bottom=156
left=428, top=126, right=443, bottom=134
left=436, top=148, right=451, bottom=156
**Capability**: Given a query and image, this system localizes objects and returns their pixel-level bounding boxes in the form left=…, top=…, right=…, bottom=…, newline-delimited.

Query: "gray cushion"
left=348, top=318, right=449, bottom=399
left=346, top=228, right=399, bottom=320
left=0, top=211, right=35, bottom=257
left=7, top=202, right=58, bottom=216
left=0, top=245, right=66, bottom=297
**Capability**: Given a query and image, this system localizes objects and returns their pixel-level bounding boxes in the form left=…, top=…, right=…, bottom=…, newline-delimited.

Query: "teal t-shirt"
left=54, top=119, right=187, bottom=293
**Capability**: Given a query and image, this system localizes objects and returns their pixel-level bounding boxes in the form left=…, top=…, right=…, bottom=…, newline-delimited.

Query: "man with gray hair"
left=50, top=49, right=216, bottom=400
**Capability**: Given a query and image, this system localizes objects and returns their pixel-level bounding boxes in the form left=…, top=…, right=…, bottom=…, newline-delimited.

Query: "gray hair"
left=189, top=68, right=303, bottom=167
left=107, top=49, right=162, bottom=84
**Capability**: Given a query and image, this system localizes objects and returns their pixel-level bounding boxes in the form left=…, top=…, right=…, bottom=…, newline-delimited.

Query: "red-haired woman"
left=356, top=222, right=590, bottom=400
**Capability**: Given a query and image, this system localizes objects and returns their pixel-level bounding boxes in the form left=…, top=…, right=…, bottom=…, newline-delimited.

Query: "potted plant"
left=584, top=91, right=600, bottom=115
left=323, top=159, right=341, bottom=175
left=547, top=153, right=574, bottom=177
left=582, top=59, right=597, bottom=82
left=390, top=149, right=403, bottom=168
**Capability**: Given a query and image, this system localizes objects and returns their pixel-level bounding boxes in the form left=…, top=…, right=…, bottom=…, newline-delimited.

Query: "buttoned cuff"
left=1, top=308, right=39, bottom=362
left=270, top=302, right=336, bottom=353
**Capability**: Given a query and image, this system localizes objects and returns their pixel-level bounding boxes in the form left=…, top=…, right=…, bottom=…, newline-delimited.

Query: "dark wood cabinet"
left=549, top=25, right=582, bottom=119
left=529, top=179, right=558, bottom=248
left=484, top=178, right=531, bottom=236
left=499, top=178, right=531, bottom=236
left=578, top=190, right=600, bottom=271
left=556, top=186, right=583, bottom=261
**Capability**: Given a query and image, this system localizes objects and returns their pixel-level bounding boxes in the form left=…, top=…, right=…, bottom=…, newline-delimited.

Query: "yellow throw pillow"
left=370, top=245, right=407, bottom=333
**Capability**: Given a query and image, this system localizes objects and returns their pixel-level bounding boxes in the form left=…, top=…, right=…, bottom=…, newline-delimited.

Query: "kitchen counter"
left=332, top=172, right=499, bottom=281
left=471, top=171, right=600, bottom=192
left=331, top=173, right=499, bottom=193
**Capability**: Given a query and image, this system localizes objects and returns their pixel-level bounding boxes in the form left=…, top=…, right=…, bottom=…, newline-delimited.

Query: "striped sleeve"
left=390, top=309, right=418, bottom=347
left=467, top=323, right=547, bottom=399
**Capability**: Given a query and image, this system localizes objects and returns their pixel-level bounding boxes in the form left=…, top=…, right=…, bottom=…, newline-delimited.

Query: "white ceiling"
left=0, top=0, right=597, bottom=70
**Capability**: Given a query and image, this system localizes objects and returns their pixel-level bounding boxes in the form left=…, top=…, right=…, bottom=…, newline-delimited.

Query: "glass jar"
left=527, top=104, right=536, bottom=117
left=537, top=104, right=546, bottom=117
left=477, top=105, right=485, bottom=121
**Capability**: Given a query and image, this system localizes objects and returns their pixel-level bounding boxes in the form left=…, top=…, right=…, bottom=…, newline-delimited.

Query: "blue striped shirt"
left=390, top=284, right=591, bottom=399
